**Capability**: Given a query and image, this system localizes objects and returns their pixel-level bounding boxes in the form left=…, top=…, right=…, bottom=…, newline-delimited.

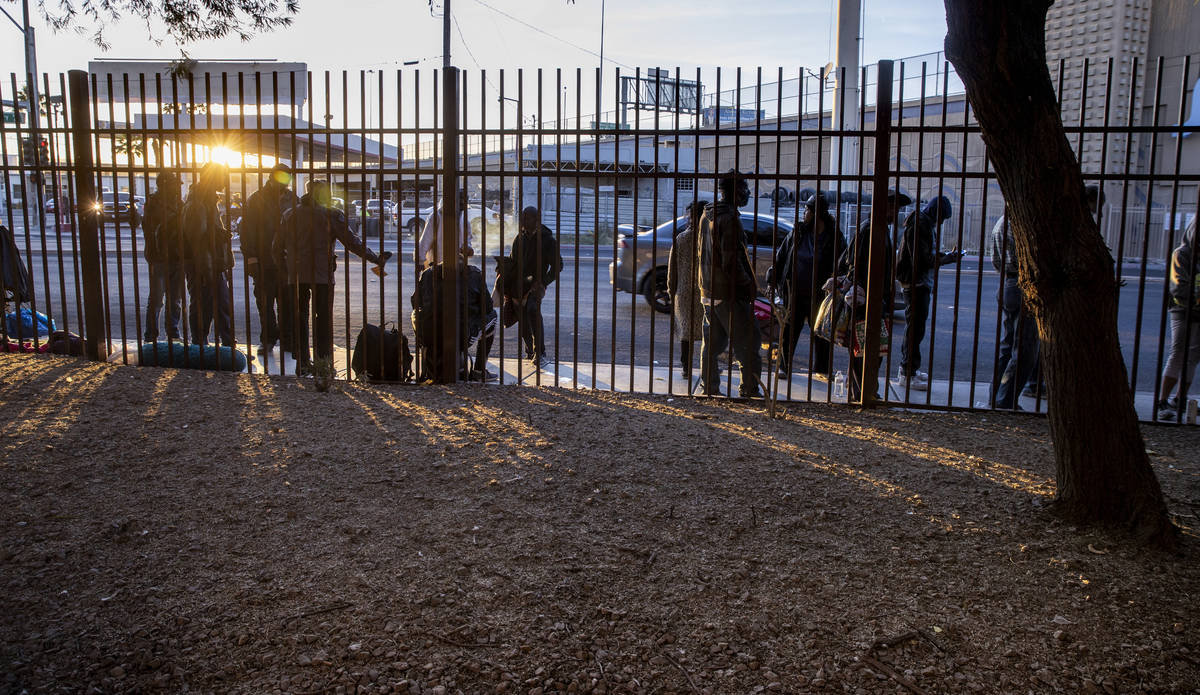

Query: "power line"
left=468, top=0, right=635, bottom=71
left=452, top=11, right=500, bottom=96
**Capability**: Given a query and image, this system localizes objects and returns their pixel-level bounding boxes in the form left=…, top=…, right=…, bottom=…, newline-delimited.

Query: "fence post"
left=67, top=69, right=106, bottom=361
left=862, top=59, right=894, bottom=407
left=437, top=67, right=461, bottom=384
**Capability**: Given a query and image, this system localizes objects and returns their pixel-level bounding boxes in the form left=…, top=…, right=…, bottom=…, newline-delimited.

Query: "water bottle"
left=833, top=370, right=846, bottom=398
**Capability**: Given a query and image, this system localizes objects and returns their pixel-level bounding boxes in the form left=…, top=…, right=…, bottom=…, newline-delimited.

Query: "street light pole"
left=443, top=0, right=451, bottom=69
left=21, top=0, right=45, bottom=220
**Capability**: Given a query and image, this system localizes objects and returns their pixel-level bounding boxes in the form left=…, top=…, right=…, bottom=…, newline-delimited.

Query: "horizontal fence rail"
left=2, top=57, right=1198, bottom=423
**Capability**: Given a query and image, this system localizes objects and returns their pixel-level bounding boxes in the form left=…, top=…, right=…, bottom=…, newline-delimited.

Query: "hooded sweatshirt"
left=697, top=201, right=756, bottom=302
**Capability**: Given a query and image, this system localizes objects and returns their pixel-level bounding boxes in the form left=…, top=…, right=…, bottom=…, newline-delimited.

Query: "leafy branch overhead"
left=32, top=0, right=300, bottom=47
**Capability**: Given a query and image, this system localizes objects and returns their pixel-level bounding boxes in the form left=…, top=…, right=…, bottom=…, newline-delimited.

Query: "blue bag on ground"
left=5, top=308, right=55, bottom=338
left=137, top=341, right=247, bottom=371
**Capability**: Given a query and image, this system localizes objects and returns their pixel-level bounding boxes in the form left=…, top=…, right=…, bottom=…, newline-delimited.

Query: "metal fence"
left=2, top=57, right=1199, bottom=422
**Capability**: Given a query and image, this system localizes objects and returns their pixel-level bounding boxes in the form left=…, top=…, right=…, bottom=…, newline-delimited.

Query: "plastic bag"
left=4, top=307, right=55, bottom=338
left=814, top=291, right=849, bottom=346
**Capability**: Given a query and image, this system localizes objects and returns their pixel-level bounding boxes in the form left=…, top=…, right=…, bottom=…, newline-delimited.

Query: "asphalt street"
left=7, top=219, right=1173, bottom=394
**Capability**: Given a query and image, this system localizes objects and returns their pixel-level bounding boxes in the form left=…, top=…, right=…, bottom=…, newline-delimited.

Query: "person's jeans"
left=293, top=283, right=333, bottom=372
left=251, top=266, right=291, bottom=349
left=994, top=277, right=1039, bottom=408
left=518, top=294, right=546, bottom=359
left=779, top=292, right=833, bottom=375
left=187, top=269, right=235, bottom=347
left=900, top=285, right=932, bottom=377
left=144, top=261, right=183, bottom=341
left=700, top=299, right=763, bottom=396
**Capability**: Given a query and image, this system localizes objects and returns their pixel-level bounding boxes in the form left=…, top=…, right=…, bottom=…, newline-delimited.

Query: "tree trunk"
left=943, top=0, right=1175, bottom=548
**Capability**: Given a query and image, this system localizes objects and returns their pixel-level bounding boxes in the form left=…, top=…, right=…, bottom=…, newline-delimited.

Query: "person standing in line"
left=1157, top=215, right=1200, bottom=421
left=989, top=208, right=1038, bottom=410
left=697, top=170, right=762, bottom=398
left=417, top=189, right=475, bottom=269
left=894, top=195, right=958, bottom=392
left=141, top=171, right=184, bottom=343
left=241, top=163, right=300, bottom=355
left=181, top=162, right=236, bottom=348
left=275, top=179, right=391, bottom=373
left=840, top=189, right=910, bottom=403
left=510, top=206, right=563, bottom=370
left=768, top=192, right=844, bottom=381
left=667, top=199, right=708, bottom=381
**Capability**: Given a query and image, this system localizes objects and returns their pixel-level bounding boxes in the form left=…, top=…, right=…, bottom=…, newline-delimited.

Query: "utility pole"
left=21, top=0, right=46, bottom=223
left=443, top=0, right=451, bottom=68
left=829, top=0, right=861, bottom=179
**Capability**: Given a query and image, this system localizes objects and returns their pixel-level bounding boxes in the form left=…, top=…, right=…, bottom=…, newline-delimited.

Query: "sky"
left=0, top=0, right=951, bottom=131
left=1, top=0, right=948, bottom=79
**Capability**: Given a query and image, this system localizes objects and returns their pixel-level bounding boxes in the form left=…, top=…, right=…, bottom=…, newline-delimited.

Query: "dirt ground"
left=0, top=355, right=1197, bottom=695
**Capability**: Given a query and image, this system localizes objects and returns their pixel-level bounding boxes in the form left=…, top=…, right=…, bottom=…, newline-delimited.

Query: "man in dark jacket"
left=241, top=163, right=300, bottom=354
left=698, top=169, right=761, bottom=398
left=895, top=195, right=957, bottom=392
left=840, top=189, right=910, bottom=403
left=768, top=192, right=844, bottom=380
left=275, top=179, right=391, bottom=372
left=411, top=258, right=496, bottom=382
left=510, top=206, right=562, bottom=369
left=181, top=162, right=235, bottom=347
left=141, top=171, right=184, bottom=343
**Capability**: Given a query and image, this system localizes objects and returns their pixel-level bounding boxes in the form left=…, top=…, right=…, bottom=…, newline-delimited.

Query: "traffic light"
left=20, top=137, right=34, bottom=164
left=38, top=139, right=49, bottom=164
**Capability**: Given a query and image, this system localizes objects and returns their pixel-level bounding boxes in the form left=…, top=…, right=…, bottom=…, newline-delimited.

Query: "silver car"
left=609, top=212, right=797, bottom=313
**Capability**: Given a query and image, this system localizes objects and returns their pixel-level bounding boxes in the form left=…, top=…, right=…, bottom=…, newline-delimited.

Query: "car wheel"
left=407, top=218, right=423, bottom=236
left=642, top=267, right=672, bottom=314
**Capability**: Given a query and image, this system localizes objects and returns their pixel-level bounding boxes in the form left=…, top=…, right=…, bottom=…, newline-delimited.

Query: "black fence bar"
left=2, top=59, right=1199, bottom=424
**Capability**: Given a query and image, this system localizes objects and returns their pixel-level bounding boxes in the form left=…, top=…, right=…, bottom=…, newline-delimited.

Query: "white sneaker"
left=895, top=373, right=929, bottom=392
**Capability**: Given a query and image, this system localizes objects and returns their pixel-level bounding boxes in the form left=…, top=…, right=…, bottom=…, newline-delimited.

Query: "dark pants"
left=900, top=285, right=932, bottom=377
left=187, top=269, right=235, bottom=346
left=700, top=299, right=763, bottom=397
left=779, top=292, right=833, bottom=375
left=293, top=283, right=333, bottom=372
left=518, top=294, right=546, bottom=359
left=680, top=339, right=696, bottom=373
left=994, top=277, right=1039, bottom=408
left=252, top=266, right=292, bottom=349
left=144, top=261, right=183, bottom=341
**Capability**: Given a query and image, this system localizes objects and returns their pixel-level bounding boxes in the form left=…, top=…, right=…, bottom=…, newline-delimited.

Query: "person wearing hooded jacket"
left=241, top=163, right=300, bottom=354
left=274, top=179, right=392, bottom=372
left=1158, top=215, right=1200, bottom=421
left=697, top=170, right=761, bottom=398
left=180, top=162, right=235, bottom=348
left=839, top=189, right=909, bottom=403
left=141, top=170, right=184, bottom=343
left=767, top=192, right=844, bottom=380
left=894, top=195, right=958, bottom=392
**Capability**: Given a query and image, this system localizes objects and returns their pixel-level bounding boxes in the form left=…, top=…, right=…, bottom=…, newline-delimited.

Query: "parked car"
left=354, top=198, right=396, bottom=220
left=609, top=212, right=797, bottom=314
left=93, top=192, right=141, bottom=223
left=395, top=202, right=502, bottom=237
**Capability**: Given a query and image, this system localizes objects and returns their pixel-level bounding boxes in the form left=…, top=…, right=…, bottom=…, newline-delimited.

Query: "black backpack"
left=351, top=323, right=414, bottom=382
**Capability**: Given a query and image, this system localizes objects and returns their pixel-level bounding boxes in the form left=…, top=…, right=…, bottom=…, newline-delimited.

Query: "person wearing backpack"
left=241, top=163, right=300, bottom=354
left=181, top=162, right=236, bottom=348
left=275, top=179, right=391, bottom=373
left=1158, top=215, right=1200, bottom=421
left=141, top=171, right=184, bottom=343
left=894, top=195, right=957, bottom=392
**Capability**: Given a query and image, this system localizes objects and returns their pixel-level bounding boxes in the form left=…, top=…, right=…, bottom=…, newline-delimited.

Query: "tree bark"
left=943, top=0, right=1175, bottom=547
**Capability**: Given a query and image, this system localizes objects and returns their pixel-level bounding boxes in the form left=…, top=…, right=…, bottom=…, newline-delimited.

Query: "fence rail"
left=2, top=57, right=1199, bottom=423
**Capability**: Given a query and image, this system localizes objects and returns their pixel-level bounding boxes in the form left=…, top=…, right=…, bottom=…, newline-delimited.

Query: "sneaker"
left=1157, top=399, right=1179, bottom=422
left=531, top=355, right=552, bottom=370
left=468, top=368, right=496, bottom=381
left=256, top=343, right=273, bottom=354
left=1021, top=383, right=1046, bottom=399
left=776, top=365, right=791, bottom=379
left=811, top=372, right=831, bottom=383
left=895, top=373, right=929, bottom=392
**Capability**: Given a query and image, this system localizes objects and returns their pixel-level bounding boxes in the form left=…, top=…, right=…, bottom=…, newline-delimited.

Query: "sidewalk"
left=105, top=340, right=1189, bottom=423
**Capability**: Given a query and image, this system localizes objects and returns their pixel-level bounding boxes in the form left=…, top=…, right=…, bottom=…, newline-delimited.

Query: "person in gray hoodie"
left=697, top=170, right=761, bottom=397
left=1158, top=215, right=1200, bottom=421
